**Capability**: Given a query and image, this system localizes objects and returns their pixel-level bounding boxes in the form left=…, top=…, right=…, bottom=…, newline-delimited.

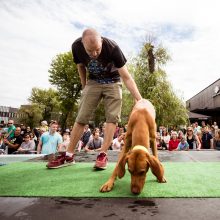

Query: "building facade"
left=0, top=106, right=20, bottom=125
left=186, top=78, right=220, bottom=125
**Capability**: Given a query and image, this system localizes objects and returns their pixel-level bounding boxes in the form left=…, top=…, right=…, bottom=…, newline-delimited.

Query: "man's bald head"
left=82, top=28, right=101, bottom=43
left=82, top=28, right=102, bottom=59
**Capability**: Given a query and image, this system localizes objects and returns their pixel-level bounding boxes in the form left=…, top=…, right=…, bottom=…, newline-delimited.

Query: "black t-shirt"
left=81, top=130, right=91, bottom=146
left=187, top=136, right=195, bottom=149
left=8, top=135, right=23, bottom=154
left=72, top=37, right=127, bottom=84
left=202, top=133, right=213, bottom=149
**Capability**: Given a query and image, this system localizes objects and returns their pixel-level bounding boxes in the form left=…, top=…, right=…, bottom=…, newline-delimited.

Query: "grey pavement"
left=0, top=150, right=220, bottom=220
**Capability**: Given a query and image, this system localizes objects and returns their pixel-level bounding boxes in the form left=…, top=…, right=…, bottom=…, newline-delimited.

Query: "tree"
left=28, top=87, right=60, bottom=122
left=121, top=85, right=134, bottom=124
left=131, top=39, right=188, bottom=127
left=48, top=51, right=81, bottom=128
left=18, top=104, right=43, bottom=128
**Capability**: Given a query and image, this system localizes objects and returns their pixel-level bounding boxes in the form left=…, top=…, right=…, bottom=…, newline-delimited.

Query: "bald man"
left=47, top=28, right=142, bottom=169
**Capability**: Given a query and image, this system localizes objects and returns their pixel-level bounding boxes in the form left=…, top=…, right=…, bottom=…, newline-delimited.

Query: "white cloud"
left=0, top=0, right=219, bottom=107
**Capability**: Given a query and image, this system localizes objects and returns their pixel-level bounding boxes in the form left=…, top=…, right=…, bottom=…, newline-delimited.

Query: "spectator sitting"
left=194, top=121, right=201, bottom=135
left=88, top=127, right=100, bottom=142
left=161, top=128, right=170, bottom=149
left=78, top=124, right=91, bottom=151
left=32, top=127, right=40, bottom=146
left=4, top=127, right=23, bottom=154
left=17, top=133, right=36, bottom=154
left=214, top=129, right=220, bottom=150
left=213, top=121, right=218, bottom=131
left=113, top=122, right=120, bottom=139
left=176, top=137, right=189, bottom=151
left=186, top=126, right=201, bottom=150
left=168, top=131, right=180, bottom=151
left=20, top=124, right=27, bottom=137
left=0, top=133, right=5, bottom=154
left=40, top=120, right=49, bottom=132
left=196, top=130, right=202, bottom=147
left=84, top=130, right=103, bottom=152
left=156, top=132, right=167, bottom=150
left=177, top=130, right=184, bottom=141
left=112, top=133, right=125, bottom=151
left=118, top=126, right=125, bottom=136
left=99, top=122, right=106, bottom=138
left=26, top=126, right=32, bottom=134
left=58, top=132, right=70, bottom=152
left=201, top=126, right=214, bottom=149
left=39, top=127, right=47, bottom=137
left=5, top=120, right=16, bottom=139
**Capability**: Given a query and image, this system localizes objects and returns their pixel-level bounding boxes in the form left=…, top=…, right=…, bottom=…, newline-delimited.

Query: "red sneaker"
left=46, top=152, right=75, bottom=169
left=94, top=152, right=108, bottom=170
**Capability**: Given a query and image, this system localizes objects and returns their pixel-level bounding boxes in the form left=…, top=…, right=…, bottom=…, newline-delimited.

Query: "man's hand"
left=3, top=138, right=9, bottom=144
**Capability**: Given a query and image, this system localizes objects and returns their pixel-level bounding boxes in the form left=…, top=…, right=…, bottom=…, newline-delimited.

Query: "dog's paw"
left=100, top=181, right=114, bottom=193
left=161, top=176, right=167, bottom=183
left=158, top=176, right=167, bottom=183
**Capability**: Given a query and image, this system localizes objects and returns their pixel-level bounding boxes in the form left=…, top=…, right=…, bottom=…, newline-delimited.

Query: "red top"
left=168, top=139, right=180, bottom=151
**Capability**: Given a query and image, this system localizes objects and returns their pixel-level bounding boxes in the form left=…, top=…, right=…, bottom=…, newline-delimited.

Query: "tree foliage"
left=48, top=51, right=81, bottom=128
left=28, top=87, right=60, bottom=122
left=131, top=40, right=188, bottom=127
left=18, top=104, right=43, bottom=128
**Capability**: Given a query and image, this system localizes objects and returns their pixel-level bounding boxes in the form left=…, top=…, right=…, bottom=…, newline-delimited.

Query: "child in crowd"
left=176, top=137, right=189, bottom=151
left=17, top=133, right=36, bottom=153
left=59, top=132, right=70, bottom=152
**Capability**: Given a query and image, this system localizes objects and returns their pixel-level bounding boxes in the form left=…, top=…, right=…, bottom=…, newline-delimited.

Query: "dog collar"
left=132, top=145, right=149, bottom=153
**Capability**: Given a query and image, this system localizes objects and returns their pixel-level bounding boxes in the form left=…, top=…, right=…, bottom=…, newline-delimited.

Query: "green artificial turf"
left=0, top=162, right=220, bottom=198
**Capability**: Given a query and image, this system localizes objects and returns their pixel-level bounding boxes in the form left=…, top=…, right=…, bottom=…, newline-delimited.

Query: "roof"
left=186, top=78, right=220, bottom=101
left=188, top=112, right=211, bottom=120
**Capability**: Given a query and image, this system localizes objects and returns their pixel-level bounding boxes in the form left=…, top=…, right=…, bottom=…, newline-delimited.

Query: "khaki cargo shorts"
left=75, top=80, right=122, bottom=124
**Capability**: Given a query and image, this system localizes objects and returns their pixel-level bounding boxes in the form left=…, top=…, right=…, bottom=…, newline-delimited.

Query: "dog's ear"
left=117, top=153, right=128, bottom=179
left=146, top=154, right=166, bottom=183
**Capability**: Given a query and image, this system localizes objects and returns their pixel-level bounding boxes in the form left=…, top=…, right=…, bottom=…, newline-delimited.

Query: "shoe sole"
left=47, top=161, right=75, bottom=169
left=93, top=165, right=107, bottom=170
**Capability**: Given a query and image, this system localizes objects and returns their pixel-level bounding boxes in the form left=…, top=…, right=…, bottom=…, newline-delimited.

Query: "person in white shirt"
left=17, top=133, right=35, bottom=153
left=58, top=132, right=70, bottom=152
left=112, top=133, right=125, bottom=151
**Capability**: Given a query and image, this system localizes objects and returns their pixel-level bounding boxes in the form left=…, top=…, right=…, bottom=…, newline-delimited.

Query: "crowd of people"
left=156, top=121, right=220, bottom=151
left=0, top=120, right=126, bottom=155
left=0, top=119, right=220, bottom=156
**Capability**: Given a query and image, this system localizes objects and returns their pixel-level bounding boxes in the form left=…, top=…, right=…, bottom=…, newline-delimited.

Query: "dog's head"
left=117, top=150, right=150, bottom=194
left=117, top=149, right=165, bottom=195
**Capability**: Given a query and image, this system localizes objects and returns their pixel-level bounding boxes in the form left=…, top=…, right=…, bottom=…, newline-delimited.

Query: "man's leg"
left=46, top=122, right=85, bottom=168
left=94, top=122, right=116, bottom=169
left=94, top=82, right=122, bottom=169
left=100, top=122, right=116, bottom=152
left=67, top=122, right=85, bottom=153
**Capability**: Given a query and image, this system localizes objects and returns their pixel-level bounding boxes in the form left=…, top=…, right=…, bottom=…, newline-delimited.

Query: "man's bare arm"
left=118, top=65, right=142, bottom=102
left=77, top=64, right=87, bottom=89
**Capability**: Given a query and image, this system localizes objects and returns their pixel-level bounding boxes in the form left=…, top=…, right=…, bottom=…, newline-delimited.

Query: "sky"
left=0, top=0, right=220, bottom=108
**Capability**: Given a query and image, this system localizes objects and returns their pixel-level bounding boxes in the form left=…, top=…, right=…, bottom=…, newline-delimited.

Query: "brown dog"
left=100, top=99, right=166, bottom=194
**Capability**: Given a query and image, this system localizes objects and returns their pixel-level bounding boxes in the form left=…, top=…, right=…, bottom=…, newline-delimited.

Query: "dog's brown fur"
left=100, top=99, right=166, bottom=194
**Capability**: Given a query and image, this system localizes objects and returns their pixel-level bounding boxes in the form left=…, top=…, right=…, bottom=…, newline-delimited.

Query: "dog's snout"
left=131, top=186, right=141, bottom=195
